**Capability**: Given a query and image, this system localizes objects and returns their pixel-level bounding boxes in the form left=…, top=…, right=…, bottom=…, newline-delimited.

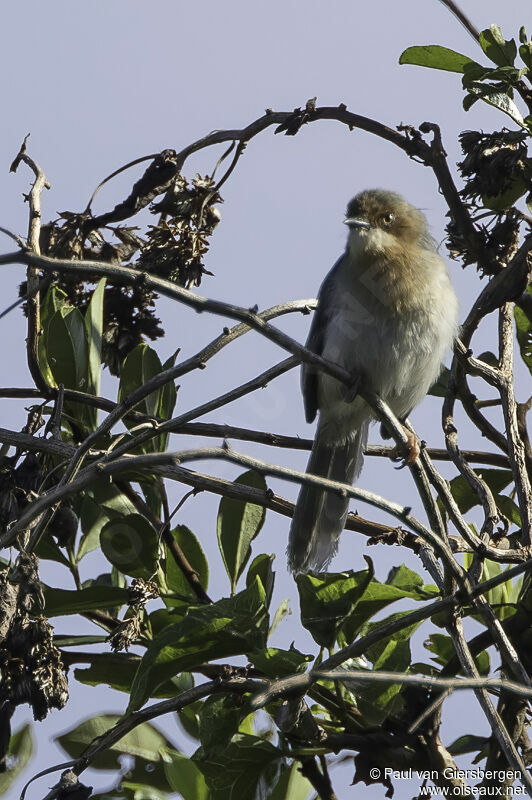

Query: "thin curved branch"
left=80, top=105, right=428, bottom=233
left=448, top=615, right=532, bottom=796
left=1, top=445, right=465, bottom=587
left=9, top=137, right=49, bottom=393
left=45, top=677, right=267, bottom=791
left=436, top=0, right=480, bottom=41
left=0, top=397, right=511, bottom=466
left=252, top=668, right=532, bottom=712
left=498, top=304, right=532, bottom=545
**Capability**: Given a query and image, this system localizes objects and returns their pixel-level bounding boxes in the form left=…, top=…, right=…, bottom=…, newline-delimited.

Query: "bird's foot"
left=390, top=427, right=420, bottom=468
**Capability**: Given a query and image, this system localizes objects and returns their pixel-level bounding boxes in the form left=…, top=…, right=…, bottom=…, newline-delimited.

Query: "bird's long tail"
left=287, top=420, right=369, bottom=574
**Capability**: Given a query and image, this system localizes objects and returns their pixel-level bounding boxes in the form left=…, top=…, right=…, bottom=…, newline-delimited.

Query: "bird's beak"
left=344, top=217, right=371, bottom=230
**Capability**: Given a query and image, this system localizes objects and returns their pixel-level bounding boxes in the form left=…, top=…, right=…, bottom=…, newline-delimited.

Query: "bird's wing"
left=302, top=256, right=344, bottom=423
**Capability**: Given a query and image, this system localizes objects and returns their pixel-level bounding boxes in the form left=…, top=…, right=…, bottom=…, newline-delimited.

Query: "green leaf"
left=41, top=284, right=68, bottom=323
left=496, top=494, right=521, bottom=527
left=198, top=695, right=249, bottom=754
left=192, top=733, right=281, bottom=800
left=37, top=285, right=69, bottom=387
left=399, top=44, right=475, bottom=73
left=56, top=714, right=175, bottom=771
left=89, top=478, right=138, bottom=517
left=269, top=597, right=291, bottom=637
left=425, top=632, right=456, bottom=666
left=78, top=494, right=110, bottom=561
left=148, top=607, right=185, bottom=636
left=425, top=633, right=489, bottom=673
left=340, top=570, right=438, bottom=645
left=520, top=42, right=532, bottom=71
left=476, top=559, right=515, bottom=620
left=164, top=525, right=209, bottom=605
left=160, top=748, right=208, bottom=800
left=74, top=653, right=193, bottom=697
left=128, top=578, right=268, bottom=711
left=217, top=470, right=267, bottom=593
left=159, top=350, right=179, bottom=418
left=297, top=562, right=374, bottom=648
left=44, top=585, right=129, bottom=616
left=55, top=635, right=108, bottom=647
left=386, top=564, right=428, bottom=594
left=448, top=734, right=490, bottom=756
left=364, top=611, right=422, bottom=664
left=46, top=306, right=89, bottom=390
left=100, top=514, right=159, bottom=578
left=268, top=763, right=313, bottom=800
left=118, top=344, right=178, bottom=452
left=139, top=478, right=165, bottom=519
left=246, top=553, right=275, bottom=607
left=481, top=175, right=527, bottom=211
left=248, top=646, right=312, bottom=678
left=85, top=278, right=106, bottom=396
left=176, top=701, right=203, bottom=741
left=514, top=297, right=532, bottom=374
left=119, top=343, right=162, bottom=418
left=479, top=25, right=517, bottom=67
left=120, top=783, right=169, bottom=800
left=350, top=611, right=423, bottom=725
left=0, top=724, right=33, bottom=796
left=446, top=468, right=513, bottom=514
left=463, top=82, right=526, bottom=127
left=34, top=533, right=71, bottom=567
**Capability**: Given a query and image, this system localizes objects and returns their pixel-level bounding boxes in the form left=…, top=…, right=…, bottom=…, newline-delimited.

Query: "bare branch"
left=9, top=137, right=50, bottom=393
left=117, top=480, right=212, bottom=604
left=2, top=444, right=467, bottom=587
left=498, top=304, right=532, bottom=545
left=436, top=0, right=480, bottom=41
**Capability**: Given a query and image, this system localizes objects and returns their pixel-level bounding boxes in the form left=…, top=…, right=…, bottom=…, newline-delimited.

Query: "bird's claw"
left=390, top=428, right=420, bottom=468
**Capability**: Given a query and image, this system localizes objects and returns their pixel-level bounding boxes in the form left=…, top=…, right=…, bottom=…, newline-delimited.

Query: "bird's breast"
left=317, top=248, right=458, bottom=436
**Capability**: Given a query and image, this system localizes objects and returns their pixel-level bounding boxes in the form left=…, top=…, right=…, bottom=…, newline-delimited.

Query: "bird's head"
left=344, top=189, right=433, bottom=261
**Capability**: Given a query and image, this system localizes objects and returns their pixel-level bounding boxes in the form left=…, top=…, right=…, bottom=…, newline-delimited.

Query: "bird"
left=287, top=189, right=459, bottom=574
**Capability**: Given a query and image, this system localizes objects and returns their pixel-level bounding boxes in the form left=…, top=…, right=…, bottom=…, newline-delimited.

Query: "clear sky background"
left=1, top=1, right=530, bottom=798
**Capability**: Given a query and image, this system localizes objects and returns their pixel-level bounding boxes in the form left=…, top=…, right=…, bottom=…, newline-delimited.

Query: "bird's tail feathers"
left=287, top=420, right=369, bottom=574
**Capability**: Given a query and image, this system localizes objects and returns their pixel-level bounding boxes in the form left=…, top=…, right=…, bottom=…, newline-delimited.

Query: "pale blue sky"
left=1, top=2, right=529, bottom=798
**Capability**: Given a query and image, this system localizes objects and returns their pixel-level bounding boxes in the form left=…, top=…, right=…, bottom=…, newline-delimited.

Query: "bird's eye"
left=382, top=212, right=395, bottom=227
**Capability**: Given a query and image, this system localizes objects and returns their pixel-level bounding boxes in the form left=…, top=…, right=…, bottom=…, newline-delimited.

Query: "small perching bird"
left=287, top=189, right=459, bottom=574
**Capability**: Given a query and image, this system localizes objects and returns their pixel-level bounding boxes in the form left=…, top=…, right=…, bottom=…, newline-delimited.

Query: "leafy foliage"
left=3, top=14, right=532, bottom=800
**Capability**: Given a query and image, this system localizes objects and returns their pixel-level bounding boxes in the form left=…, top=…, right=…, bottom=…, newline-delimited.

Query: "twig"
left=0, top=423, right=448, bottom=558
left=0, top=400, right=511, bottom=465
left=45, top=384, right=64, bottom=441
left=455, top=350, right=509, bottom=454
left=516, top=395, right=532, bottom=478
left=443, top=357, right=501, bottom=544
left=319, top=555, right=532, bottom=675
left=1, top=445, right=466, bottom=587
left=299, top=757, right=338, bottom=800
left=9, top=136, right=49, bottom=393
left=498, top=304, right=532, bottom=545
left=104, top=356, right=299, bottom=462
left=448, top=615, right=532, bottom=796
left=84, top=153, right=160, bottom=213
left=253, top=669, right=532, bottom=707
left=117, top=481, right=211, bottom=604
left=11, top=295, right=313, bottom=550
left=436, top=0, right=480, bottom=42
left=0, top=225, right=26, bottom=248
left=41, top=677, right=267, bottom=789
left=420, top=447, right=525, bottom=563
